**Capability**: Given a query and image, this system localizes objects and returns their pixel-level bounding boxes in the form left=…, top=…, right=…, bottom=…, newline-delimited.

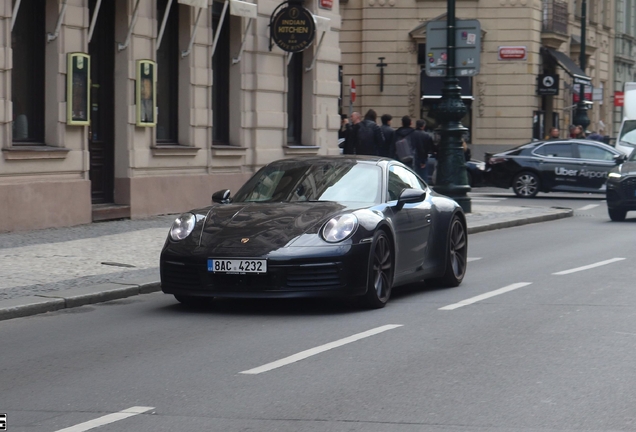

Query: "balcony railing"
left=542, top=0, right=569, bottom=35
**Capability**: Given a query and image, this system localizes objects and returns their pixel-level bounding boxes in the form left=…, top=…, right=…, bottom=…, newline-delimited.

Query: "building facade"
left=613, top=0, right=636, bottom=134
left=1, top=0, right=342, bottom=232
left=339, top=0, right=614, bottom=145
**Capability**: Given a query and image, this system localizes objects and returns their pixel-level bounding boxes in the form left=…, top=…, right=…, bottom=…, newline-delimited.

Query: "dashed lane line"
left=552, top=258, right=626, bottom=275
left=439, top=283, right=532, bottom=311
left=54, top=406, right=154, bottom=432
left=578, top=204, right=600, bottom=211
left=240, top=324, right=403, bottom=375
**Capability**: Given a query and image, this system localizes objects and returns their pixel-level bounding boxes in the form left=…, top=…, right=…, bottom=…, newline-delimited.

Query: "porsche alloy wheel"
left=433, top=216, right=467, bottom=287
left=512, top=172, right=540, bottom=198
left=362, top=231, right=393, bottom=308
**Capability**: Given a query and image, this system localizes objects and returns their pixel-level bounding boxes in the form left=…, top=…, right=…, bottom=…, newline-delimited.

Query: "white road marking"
left=471, top=198, right=506, bottom=203
left=552, top=258, right=625, bottom=275
left=54, top=406, right=154, bottom=432
left=439, top=282, right=532, bottom=311
left=467, top=257, right=482, bottom=262
left=240, top=324, right=403, bottom=375
left=579, top=204, right=600, bottom=211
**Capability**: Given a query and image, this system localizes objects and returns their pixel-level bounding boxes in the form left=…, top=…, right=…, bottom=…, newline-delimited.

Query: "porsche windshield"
left=232, top=162, right=383, bottom=204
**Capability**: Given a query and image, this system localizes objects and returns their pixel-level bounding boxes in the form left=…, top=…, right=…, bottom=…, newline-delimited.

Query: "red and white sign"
left=319, top=0, right=333, bottom=9
left=498, top=46, right=527, bottom=61
left=615, top=91, right=625, bottom=107
left=350, top=78, right=356, bottom=103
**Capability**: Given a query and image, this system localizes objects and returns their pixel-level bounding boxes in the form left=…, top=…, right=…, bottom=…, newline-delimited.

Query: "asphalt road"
left=2, top=194, right=636, bottom=432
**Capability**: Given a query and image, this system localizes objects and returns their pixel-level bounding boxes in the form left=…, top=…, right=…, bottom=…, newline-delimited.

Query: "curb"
left=0, top=281, right=161, bottom=322
left=0, top=208, right=573, bottom=322
left=467, top=207, right=573, bottom=234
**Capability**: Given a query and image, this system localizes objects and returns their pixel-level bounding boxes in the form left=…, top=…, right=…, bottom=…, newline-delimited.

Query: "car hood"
left=199, top=201, right=348, bottom=254
left=616, top=161, right=636, bottom=176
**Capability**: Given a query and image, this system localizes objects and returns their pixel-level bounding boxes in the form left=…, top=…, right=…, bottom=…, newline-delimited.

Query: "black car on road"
left=606, top=149, right=636, bottom=221
left=160, top=156, right=467, bottom=309
left=485, top=139, right=626, bottom=197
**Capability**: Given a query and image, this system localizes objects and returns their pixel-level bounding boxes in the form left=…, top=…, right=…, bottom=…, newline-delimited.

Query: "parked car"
left=606, top=148, right=636, bottom=221
left=160, top=156, right=467, bottom=309
left=485, top=139, right=627, bottom=197
left=465, top=159, right=486, bottom=187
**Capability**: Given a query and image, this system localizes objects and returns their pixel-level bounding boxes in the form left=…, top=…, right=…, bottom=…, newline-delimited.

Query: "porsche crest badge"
left=241, top=238, right=250, bottom=244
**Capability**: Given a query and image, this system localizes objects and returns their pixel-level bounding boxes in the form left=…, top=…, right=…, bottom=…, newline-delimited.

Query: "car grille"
left=162, top=261, right=346, bottom=292
left=286, top=264, right=343, bottom=289
left=619, top=177, right=636, bottom=197
left=161, top=261, right=203, bottom=290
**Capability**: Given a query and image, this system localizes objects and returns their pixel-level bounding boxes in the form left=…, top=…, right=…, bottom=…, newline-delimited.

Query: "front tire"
left=361, top=231, right=393, bottom=309
left=512, top=171, right=540, bottom=198
left=608, top=207, right=627, bottom=221
left=431, top=216, right=467, bottom=287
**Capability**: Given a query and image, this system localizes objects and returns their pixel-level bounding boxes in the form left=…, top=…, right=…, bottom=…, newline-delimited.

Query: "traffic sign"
left=350, top=78, right=356, bottom=103
left=425, top=20, right=481, bottom=78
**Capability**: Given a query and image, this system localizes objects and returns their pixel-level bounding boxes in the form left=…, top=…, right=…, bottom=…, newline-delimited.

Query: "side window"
left=536, top=143, right=573, bottom=158
left=578, top=144, right=614, bottom=161
left=387, top=165, right=424, bottom=201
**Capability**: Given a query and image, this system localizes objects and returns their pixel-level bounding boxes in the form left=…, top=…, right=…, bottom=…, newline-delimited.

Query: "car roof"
left=495, top=138, right=618, bottom=154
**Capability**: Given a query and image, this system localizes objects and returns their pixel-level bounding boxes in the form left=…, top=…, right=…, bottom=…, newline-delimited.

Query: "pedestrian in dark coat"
left=412, top=119, right=433, bottom=180
left=343, top=111, right=361, bottom=155
left=392, top=115, right=416, bottom=163
left=379, top=114, right=395, bottom=158
left=355, top=109, right=385, bottom=156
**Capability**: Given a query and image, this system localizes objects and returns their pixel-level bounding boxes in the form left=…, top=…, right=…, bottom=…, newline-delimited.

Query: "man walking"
left=355, top=109, right=385, bottom=156
left=412, top=119, right=433, bottom=181
left=379, top=114, right=395, bottom=158
left=343, top=111, right=361, bottom=155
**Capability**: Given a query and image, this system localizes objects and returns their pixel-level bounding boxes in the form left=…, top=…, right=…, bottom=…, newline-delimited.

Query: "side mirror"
left=395, top=188, right=426, bottom=210
left=212, top=189, right=231, bottom=204
left=614, top=154, right=627, bottom=165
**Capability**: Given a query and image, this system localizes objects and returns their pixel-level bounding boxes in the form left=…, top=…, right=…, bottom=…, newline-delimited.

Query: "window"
left=156, top=0, right=179, bottom=143
left=12, top=0, right=46, bottom=144
left=287, top=52, right=303, bottom=144
left=212, top=1, right=230, bottom=144
left=578, top=144, right=614, bottom=160
left=388, top=165, right=425, bottom=201
left=535, top=143, right=573, bottom=157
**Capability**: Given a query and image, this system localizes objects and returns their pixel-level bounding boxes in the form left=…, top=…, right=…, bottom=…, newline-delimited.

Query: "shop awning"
left=545, top=48, right=591, bottom=85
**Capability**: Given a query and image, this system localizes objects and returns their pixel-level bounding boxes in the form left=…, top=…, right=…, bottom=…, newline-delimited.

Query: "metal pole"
left=156, top=0, right=174, bottom=50
left=432, top=0, right=471, bottom=212
left=88, top=0, right=103, bottom=43
left=11, top=0, right=24, bottom=31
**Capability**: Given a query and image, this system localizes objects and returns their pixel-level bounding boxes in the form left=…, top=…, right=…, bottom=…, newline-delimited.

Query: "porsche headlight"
left=322, top=214, right=358, bottom=243
left=608, top=172, right=622, bottom=179
left=170, top=213, right=197, bottom=241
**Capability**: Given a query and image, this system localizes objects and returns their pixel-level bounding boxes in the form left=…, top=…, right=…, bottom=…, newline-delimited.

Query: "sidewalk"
left=0, top=204, right=572, bottom=321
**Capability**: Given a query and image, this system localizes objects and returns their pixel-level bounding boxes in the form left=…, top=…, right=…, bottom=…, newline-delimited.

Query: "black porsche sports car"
left=606, top=148, right=636, bottom=221
left=485, top=139, right=627, bottom=197
left=160, top=156, right=467, bottom=309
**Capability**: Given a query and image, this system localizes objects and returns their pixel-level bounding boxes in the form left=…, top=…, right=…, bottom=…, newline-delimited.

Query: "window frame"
left=156, top=0, right=179, bottom=145
left=287, top=52, right=303, bottom=145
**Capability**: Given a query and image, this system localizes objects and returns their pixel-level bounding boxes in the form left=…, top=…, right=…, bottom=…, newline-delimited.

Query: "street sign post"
left=349, top=78, right=356, bottom=116
left=425, top=19, right=481, bottom=78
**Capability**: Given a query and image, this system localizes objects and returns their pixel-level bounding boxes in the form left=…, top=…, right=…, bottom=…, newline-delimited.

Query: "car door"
left=574, top=142, right=618, bottom=190
left=387, top=164, right=432, bottom=277
left=533, top=142, right=578, bottom=190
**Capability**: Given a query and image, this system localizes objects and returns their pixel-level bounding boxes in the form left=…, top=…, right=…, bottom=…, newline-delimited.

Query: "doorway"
left=88, top=0, right=115, bottom=204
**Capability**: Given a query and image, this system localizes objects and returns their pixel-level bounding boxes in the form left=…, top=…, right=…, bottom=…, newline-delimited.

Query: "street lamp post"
left=433, top=0, right=471, bottom=213
left=572, top=0, right=590, bottom=130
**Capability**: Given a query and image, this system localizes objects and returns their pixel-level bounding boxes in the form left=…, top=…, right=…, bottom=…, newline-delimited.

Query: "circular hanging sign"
left=271, top=4, right=316, bottom=53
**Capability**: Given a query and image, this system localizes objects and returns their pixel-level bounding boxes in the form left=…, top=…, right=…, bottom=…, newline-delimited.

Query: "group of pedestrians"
left=546, top=125, right=606, bottom=142
left=338, top=109, right=436, bottom=182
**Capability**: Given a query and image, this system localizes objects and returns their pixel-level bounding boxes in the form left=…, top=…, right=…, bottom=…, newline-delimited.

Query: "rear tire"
left=512, top=171, right=539, bottom=198
left=361, top=231, right=393, bottom=309
left=430, top=216, right=467, bottom=287
left=608, top=207, right=627, bottom=221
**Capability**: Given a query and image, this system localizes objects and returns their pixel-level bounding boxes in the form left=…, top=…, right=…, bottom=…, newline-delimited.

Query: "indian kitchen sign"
left=270, top=2, right=316, bottom=53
